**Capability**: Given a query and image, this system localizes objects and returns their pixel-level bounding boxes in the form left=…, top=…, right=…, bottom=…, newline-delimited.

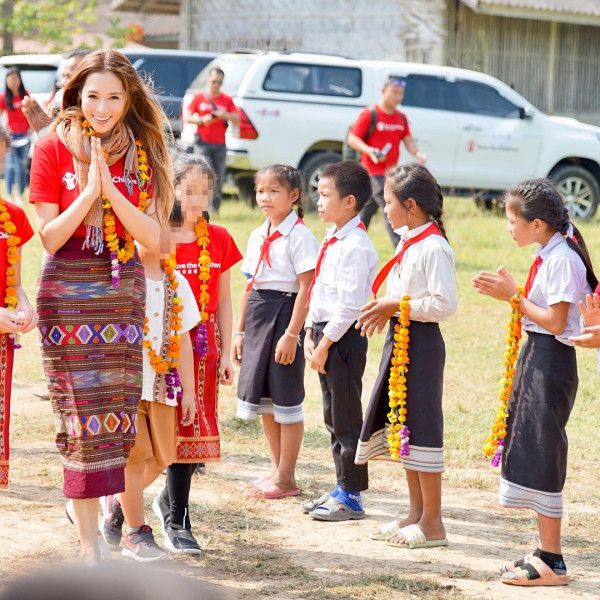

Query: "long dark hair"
left=506, top=178, right=598, bottom=290
left=385, top=162, right=448, bottom=239
left=255, top=164, right=304, bottom=218
left=4, top=67, right=26, bottom=110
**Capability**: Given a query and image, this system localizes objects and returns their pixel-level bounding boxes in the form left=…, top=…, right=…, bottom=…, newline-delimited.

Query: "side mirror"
left=519, top=105, right=533, bottom=120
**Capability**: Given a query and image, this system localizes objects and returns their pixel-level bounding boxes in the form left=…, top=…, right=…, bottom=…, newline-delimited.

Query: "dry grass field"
left=0, top=197, right=599, bottom=599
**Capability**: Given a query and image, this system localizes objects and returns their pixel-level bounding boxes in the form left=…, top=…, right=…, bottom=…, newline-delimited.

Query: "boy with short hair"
left=303, top=160, right=378, bottom=521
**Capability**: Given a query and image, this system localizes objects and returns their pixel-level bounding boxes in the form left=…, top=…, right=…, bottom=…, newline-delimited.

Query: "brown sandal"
left=501, top=556, right=569, bottom=586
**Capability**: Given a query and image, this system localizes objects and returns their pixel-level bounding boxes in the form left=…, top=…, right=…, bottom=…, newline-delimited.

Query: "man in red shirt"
left=185, top=68, right=239, bottom=214
left=347, top=76, right=426, bottom=246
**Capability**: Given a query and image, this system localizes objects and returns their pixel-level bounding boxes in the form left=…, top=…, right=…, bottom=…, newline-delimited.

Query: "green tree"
left=2, top=0, right=98, bottom=53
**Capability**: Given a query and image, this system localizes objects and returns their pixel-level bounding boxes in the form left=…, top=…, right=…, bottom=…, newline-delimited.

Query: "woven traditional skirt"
left=176, top=315, right=221, bottom=463
left=356, top=319, right=445, bottom=473
left=499, top=332, right=578, bottom=519
left=37, top=239, right=145, bottom=499
left=0, top=333, right=15, bottom=489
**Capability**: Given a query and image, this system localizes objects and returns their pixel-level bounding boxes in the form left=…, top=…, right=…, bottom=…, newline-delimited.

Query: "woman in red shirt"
left=29, top=50, right=174, bottom=562
left=0, top=67, right=31, bottom=206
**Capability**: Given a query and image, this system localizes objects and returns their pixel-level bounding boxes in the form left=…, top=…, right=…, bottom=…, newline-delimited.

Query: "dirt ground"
left=1, top=385, right=599, bottom=600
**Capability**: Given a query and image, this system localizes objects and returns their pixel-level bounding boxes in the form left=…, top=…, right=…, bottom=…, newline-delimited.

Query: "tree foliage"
left=1, top=0, right=133, bottom=53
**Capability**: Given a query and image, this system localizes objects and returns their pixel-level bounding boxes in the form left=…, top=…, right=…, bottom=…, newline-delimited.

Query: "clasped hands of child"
left=0, top=292, right=37, bottom=336
left=571, top=292, right=600, bottom=348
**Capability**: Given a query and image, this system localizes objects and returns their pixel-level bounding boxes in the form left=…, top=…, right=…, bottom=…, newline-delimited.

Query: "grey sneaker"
left=309, top=496, right=365, bottom=521
left=100, top=495, right=125, bottom=550
left=121, top=525, right=168, bottom=562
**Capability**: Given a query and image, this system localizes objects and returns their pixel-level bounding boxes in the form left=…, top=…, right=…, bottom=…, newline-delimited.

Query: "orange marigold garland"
left=82, top=121, right=149, bottom=288
left=193, top=218, right=211, bottom=356
left=387, top=295, right=411, bottom=460
left=483, top=287, right=525, bottom=466
left=0, top=197, right=22, bottom=349
left=143, top=255, right=184, bottom=401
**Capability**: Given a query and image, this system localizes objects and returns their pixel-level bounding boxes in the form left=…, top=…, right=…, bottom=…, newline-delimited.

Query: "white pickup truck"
left=182, top=51, right=600, bottom=221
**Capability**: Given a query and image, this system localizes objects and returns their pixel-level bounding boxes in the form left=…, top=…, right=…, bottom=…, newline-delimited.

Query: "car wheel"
left=236, top=176, right=256, bottom=207
left=550, top=165, right=600, bottom=222
left=300, top=151, right=342, bottom=211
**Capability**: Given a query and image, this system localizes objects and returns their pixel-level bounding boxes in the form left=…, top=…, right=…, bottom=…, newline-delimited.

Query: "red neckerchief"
left=371, top=222, right=443, bottom=298
left=245, top=217, right=303, bottom=292
left=306, top=221, right=367, bottom=304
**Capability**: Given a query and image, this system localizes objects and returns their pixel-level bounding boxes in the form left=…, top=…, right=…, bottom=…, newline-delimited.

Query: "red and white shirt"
left=188, top=92, right=236, bottom=145
left=350, top=105, right=411, bottom=176
left=306, top=215, right=378, bottom=342
left=0, top=92, right=30, bottom=135
left=241, top=210, right=319, bottom=294
left=175, top=224, right=242, bottom=315
left=29, top=133, right=148, bottom=240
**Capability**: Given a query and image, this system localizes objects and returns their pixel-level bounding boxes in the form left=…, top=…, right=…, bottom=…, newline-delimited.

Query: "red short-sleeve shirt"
left=350, top=105, right=411, bottom=176
left=188, top=92, right=236, bottom=145
left=175, top=224, right=242, bottom=315
left=0, top=201, right=34, bottom=304
left=0, top=92, right=30, bottom=135
left=29, top=133, right=145, bottom=240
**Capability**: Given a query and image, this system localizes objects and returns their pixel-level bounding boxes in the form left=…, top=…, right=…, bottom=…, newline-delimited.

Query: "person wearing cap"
left=347, top=76, right=426, bottom=247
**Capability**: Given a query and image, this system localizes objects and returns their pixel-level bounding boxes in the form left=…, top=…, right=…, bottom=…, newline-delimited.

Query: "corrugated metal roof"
left=461, top=0, right=600, bottom=16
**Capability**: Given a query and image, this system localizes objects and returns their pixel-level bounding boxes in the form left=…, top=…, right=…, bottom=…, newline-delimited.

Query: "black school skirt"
left=236, top=289, right=305, bottom=424
left=499, top=331, right=578, bottom=518
left=356, top=319, right=445, bottom=473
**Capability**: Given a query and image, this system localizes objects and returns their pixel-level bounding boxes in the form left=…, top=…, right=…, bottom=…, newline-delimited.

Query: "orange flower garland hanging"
left=143, top=256, right=184, bottom=401
left=0, top=197, right=22, bottom=349
left=193, top=218, right=211, bottom=356
left=483, top=287, right=525, bottom=466
left=387, top=295, right=411, bottom=460
left=82, top=121, right=149, bottom=288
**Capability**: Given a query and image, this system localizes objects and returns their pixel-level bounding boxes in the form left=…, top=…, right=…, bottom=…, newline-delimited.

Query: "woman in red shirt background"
left=0, top=67, right=31, bottom=206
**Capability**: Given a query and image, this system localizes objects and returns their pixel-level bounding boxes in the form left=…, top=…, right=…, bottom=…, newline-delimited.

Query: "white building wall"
left=180, top=0, right=446, bottom=64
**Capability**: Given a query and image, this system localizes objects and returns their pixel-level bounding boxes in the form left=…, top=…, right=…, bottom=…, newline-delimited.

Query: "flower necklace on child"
left=0, top=197, right=22, bottom=349
left=82, top=121, right=150, bottom=288
left=483, top=287, right=525, bottom=466
left=143, top=256, right=184, bottom=401
left=193, top=218, right=211, bottom=357
left=387, top=296, right=411, bottom=459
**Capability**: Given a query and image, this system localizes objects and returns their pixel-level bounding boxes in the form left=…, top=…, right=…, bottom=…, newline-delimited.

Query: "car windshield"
left=0, top=66, right=57, bottom=94
left=189, top=55, right=254, bottom=96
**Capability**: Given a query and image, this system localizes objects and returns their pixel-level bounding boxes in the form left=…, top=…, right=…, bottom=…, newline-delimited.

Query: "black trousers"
left=313, top=323, right=368, bottom=492
left=359, top=175, right=400, bottom=248
left=196, top=141, right=227, bottom=212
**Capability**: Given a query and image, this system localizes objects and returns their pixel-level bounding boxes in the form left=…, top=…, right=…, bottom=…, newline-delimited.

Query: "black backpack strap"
left=364, top=106, right=378, bottom=144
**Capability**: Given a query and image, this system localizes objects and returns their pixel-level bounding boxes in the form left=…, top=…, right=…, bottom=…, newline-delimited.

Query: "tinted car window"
left=402, top=75, right=449, bottom=111
left=130, top=57, right=186, bottom=99
left=454, top=80, right=520, bottom=118
left=0, top=66, right=57, bottom=94
left=263, top=62, right=362, bottom=97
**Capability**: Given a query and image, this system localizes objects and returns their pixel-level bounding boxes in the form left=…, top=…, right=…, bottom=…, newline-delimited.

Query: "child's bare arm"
left=274, top=270, right=313, bottom=365
left=217, top=272, right=234, bottom=384
left=232, top=286, right=250, bottom=366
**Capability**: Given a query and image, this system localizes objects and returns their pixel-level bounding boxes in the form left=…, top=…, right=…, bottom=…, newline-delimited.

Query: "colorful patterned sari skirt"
left=0, top=333, right=14, bottom=489
left=37, top=239, right=145, bottom=499
left=176, top=315, right=221, bottom=463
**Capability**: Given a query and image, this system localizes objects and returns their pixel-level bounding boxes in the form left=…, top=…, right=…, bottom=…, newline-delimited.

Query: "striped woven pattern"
left=37, top=245, right=145, bottom=499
